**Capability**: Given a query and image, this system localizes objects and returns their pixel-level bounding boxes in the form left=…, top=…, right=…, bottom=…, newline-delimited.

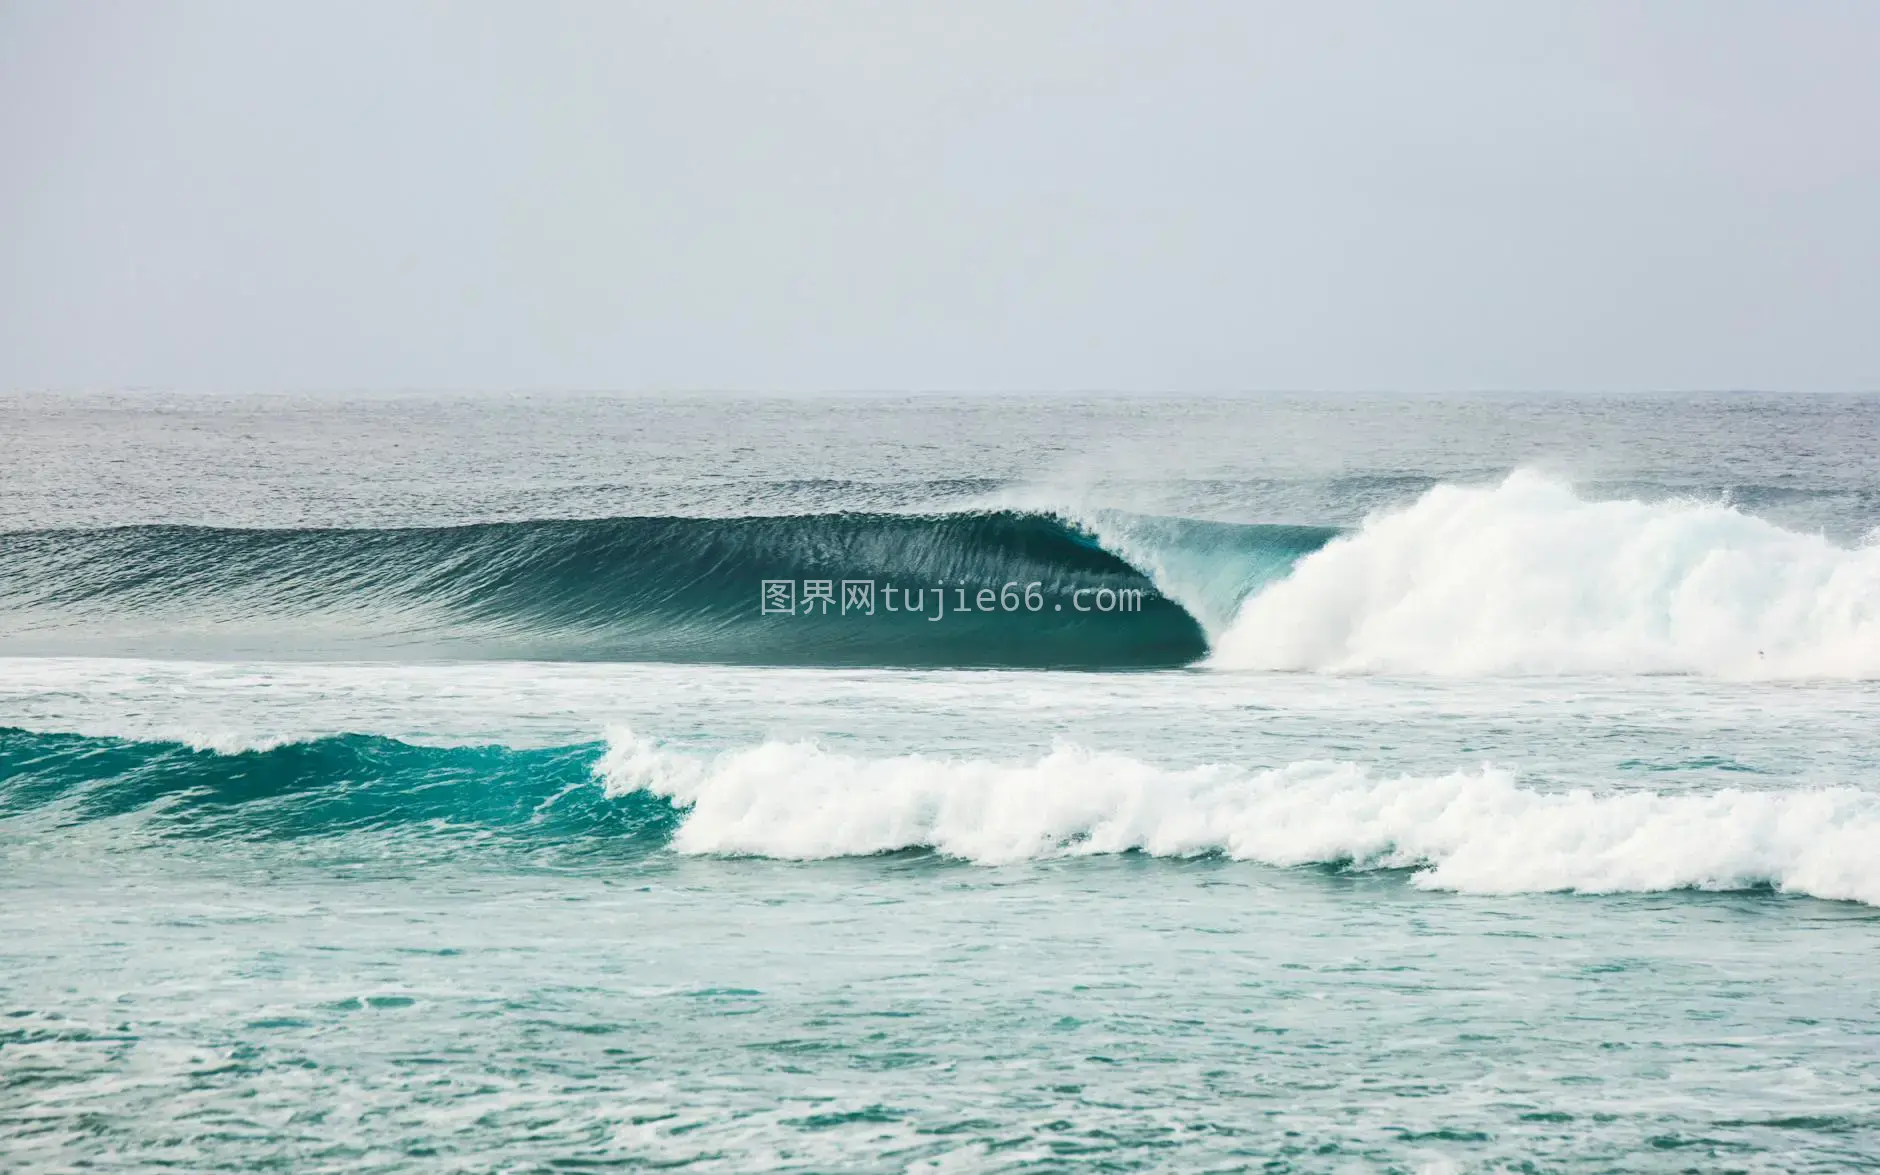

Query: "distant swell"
left=5, top=726, right=1876, bottom=906
left=0, top=512, right=1330, bottom=669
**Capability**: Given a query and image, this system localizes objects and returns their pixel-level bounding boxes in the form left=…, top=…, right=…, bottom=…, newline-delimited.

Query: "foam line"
left=594, top=731, right=1880, bottom=905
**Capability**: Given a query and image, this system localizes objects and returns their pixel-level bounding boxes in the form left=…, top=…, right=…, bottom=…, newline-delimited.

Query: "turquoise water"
left=4, top=393, right=1880, bottom=1171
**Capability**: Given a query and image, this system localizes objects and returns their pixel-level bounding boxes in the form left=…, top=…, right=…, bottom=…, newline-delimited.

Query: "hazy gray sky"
left=2, top=1, right=1876, bottom=392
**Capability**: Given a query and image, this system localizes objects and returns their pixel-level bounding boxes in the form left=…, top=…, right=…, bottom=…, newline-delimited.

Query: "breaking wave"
left=1212, top=472, right=1880, bottom=678
left=8, top=726, right=1872, bottom=906
left=4, top=474, right=1879, bottom=676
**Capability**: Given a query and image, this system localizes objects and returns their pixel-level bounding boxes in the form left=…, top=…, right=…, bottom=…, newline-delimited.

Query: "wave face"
left=1213, top=471, right=1880, bottom=678
left=0, top=512, right=1329, bottom=669
left=9, top=726, right=1875, bottom=906
left=0, top=727, right=673, bottom=846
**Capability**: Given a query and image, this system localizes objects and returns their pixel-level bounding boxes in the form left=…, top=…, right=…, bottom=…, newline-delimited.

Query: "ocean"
left=2, top=391, right=1878, bottom=1172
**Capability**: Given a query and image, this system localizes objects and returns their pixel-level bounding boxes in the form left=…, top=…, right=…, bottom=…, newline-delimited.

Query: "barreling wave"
left=5, top=725, right=1876, bottom=906
left=6, top=473, right=1879, bottom=675
left=0, top=512, right=1329, bottom=669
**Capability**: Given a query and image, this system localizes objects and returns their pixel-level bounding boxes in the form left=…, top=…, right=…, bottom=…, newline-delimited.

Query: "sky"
left=2, top=1, right=1876, bottom=393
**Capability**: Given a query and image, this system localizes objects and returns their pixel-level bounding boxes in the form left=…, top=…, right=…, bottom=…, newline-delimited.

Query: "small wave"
left=595, top=731, right=1880, bottom=905
left=0, top=727, right=672, bottom=845
left=7, top=726, right=1876, bottom=905
left=1212, top=471, right=1880, bottom=678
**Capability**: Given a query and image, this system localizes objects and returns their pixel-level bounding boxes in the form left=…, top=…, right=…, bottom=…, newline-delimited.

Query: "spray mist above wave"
left=1212, top=471, right=1880, bottom=679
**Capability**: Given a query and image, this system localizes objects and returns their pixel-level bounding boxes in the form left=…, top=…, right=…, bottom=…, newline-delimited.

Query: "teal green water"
left=0, top=512, right=1282, bottom=666
left=9, top=837, right=1879, bottom=1171
left=4, top=393, right=1880, bottom=1171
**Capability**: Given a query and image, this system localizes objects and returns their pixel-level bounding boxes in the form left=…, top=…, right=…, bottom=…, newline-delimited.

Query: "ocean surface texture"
left=3, top=392, right=1879, bottom=1173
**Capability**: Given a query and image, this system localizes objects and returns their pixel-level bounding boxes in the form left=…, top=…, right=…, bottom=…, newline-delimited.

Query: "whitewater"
left=5, top=392, right=1880, bottom=1173
left=1208, top=470, right=1880, bottom=678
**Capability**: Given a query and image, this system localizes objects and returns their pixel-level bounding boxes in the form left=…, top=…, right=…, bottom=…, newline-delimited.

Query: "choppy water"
left=3, top=392, right=1880, bottom=1172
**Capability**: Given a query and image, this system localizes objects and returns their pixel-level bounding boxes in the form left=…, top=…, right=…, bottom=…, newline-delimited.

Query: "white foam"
left=1210, top=471, right=1880, bottom=677
left=176, top=729, right=298, bottom=755
left=593, top=731, right=1880, bottom=905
